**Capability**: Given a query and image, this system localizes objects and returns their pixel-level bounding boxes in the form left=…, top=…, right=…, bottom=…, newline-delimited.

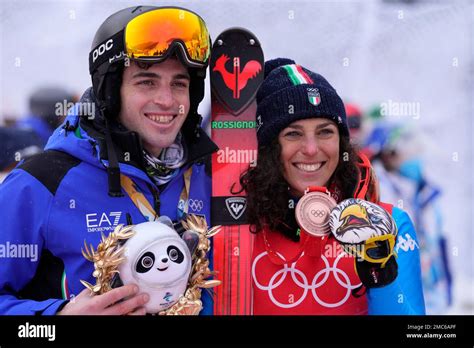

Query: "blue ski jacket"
left=15, top=116, right=54, bottom=145
left=367, top=206, right=426, bottom=314
left=0, top=88, right=218, bottom=315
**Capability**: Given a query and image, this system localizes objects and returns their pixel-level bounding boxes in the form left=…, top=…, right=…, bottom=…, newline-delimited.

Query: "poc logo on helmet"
left=92, top=39, right=114, bottom=63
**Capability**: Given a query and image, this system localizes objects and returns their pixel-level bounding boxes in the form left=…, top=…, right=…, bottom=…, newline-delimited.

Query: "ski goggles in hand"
left=125, top=7, right=211, bottom=68
left=352, top=234, right=397, bottom=267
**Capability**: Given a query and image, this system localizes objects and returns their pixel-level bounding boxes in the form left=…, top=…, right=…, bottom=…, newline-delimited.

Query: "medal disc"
left=295, top=191, right=337, bottom=236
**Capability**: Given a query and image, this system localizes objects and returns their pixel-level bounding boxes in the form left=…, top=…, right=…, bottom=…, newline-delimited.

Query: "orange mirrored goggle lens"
left=125, top=8, right=210, bottom=65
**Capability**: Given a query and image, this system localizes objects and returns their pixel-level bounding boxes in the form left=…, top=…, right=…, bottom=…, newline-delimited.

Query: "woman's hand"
left=329, top=198, right=399, bottom=288
left=57, top=284, right=149, bottom=315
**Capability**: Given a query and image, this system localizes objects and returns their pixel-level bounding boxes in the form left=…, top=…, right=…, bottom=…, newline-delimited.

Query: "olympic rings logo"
left=311, top=209, right=326, bottom=218
left=188, top=199, right=204, bottom=212
left=252, top=251, right=362, bottom=309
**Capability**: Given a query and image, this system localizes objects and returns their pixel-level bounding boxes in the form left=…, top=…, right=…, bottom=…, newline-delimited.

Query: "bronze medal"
left=295, top=190, right=337, bottom=237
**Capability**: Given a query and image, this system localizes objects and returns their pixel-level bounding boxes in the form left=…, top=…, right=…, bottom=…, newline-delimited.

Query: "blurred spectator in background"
left=0, top=127, right=43, bottom=183
left=15, top=86, right=76, bottom=145
left=344, top=102, right=364, bottom=145
left=363, top=110, right=452, bottom=314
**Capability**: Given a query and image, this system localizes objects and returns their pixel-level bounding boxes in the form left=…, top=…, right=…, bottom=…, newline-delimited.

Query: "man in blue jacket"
left=15, top=86, right=76, bottom=146
left=0, top=6, right=217, bottom=315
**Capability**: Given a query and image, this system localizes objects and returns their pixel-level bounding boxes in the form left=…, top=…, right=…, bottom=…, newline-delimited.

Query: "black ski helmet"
left=88, top=5, right=210, bottom=140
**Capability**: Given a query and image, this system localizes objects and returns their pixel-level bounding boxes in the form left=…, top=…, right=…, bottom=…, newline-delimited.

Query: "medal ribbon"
left=263, top=186, right=333, bottom=265
left=120, top=166, right=193, bottom=221
left=262, top=228, right=330, bottom=266
left=178, top=166, right=192, bottom=219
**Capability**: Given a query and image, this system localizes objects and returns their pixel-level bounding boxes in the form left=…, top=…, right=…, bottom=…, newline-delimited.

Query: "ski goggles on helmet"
left=124, top=7, right=211, bottom=68
left=346, top=234, right=397, bottom=267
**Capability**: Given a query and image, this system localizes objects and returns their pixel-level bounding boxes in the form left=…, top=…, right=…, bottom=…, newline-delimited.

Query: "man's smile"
left=144, top=113, right=177, bottom=124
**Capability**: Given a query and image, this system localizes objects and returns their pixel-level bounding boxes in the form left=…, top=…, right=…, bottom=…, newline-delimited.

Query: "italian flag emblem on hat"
left=283, top=64, right=321, bottom=105
left=307, top=87, right=321, bottom=106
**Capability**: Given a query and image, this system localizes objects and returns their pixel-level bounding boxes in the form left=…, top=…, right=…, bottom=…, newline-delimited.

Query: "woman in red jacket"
left=238, top=58, right=425, bottom=315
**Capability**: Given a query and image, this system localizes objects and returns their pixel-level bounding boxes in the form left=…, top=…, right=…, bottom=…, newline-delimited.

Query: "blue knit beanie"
left=256, top=58, right=349, bottom=147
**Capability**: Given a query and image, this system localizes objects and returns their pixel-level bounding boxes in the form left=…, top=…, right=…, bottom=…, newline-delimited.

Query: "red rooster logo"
left=213, top=54, right=262, bottom=99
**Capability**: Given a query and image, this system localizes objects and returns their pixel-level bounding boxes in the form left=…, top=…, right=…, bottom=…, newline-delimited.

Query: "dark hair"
left=236, top=135, right=359, bottom=239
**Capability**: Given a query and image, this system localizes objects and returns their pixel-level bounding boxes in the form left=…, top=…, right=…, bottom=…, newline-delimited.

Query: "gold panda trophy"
left=80, top=214, right=221, bottom=315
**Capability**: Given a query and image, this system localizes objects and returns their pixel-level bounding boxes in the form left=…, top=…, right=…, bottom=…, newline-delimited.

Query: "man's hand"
left=57, top=284, right=149, bottom=315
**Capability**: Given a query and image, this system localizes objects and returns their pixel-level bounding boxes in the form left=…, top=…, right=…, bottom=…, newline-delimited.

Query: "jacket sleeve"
left=0, top=169, right=67, bottom=315
left=367, top=207, right=426, bottom=315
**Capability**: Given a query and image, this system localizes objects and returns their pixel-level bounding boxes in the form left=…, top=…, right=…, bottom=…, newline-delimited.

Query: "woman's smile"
left=279, top=118, right=340, bottom=196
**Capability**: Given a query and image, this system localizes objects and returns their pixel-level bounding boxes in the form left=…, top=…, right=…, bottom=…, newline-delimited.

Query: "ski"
left=210, top=28, right=264, bottom=315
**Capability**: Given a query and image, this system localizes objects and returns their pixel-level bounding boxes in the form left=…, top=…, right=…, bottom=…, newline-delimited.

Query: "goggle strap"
left=89, top=31, right=125, bottom=74
left=354, top=152, right=381, bottom=203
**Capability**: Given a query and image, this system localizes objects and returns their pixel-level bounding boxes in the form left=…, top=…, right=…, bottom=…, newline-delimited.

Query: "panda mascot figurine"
left=81, top=215, right=220, bottom=315
left=117, top=217, right=197, bottom=313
